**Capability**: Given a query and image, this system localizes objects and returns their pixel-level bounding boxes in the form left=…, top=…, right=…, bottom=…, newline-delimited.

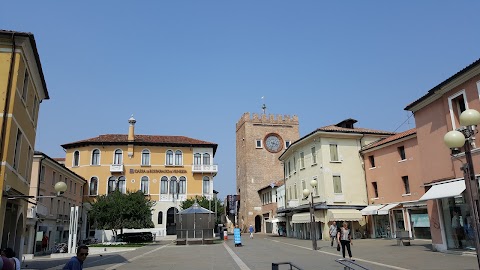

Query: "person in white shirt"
left=329, top=221, right=337, bottom=247
left=337, top=222, right=354, bottom=261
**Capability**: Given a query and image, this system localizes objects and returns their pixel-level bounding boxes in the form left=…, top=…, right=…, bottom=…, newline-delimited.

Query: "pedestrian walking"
left=249, top=225, right=254, bottom=239
left=337, top=222, right=354, bottom=261
left=62, top=245, right=89, bottom=270
left=329, top=221, right=337, bottom=247
left=0, top=249, right=14, bottom=270
left=3, top=248, right=20, bottom=270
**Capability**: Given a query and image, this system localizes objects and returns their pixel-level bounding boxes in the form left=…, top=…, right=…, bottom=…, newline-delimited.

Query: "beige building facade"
left=236, top=112, right=299, bottom=232
left=61, top=116, right=218, bottom=238
left=24, top=152, right=86, bottom=257
left=0, top=30, right=49, bottom=258
left=279, top=119, right=395, bottom=241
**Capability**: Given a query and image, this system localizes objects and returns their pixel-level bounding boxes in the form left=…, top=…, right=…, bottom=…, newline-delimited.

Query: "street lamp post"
left=303, top=179, right=318, bottom=251
left=444, top=109, right=480, bottom=267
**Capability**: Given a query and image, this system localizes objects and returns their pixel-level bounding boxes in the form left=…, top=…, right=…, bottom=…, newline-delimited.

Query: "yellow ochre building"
left=0, top=30, right=49, bottom=258
left=61, top=116, right=218, bottom=238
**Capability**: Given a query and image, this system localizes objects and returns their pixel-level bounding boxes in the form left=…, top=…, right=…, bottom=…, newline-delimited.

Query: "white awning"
left=360, top=205, right=385, bottom=215
left=291, top=212, right=324, bottom=223
left=327, top=209, right=363, bottom=221
left=377, top=203, right=400, bottom=215
left=419, top=180, right=465, bottom=201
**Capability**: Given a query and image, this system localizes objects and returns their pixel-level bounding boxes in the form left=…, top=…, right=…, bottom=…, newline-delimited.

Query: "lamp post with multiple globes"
left=302, top=179, right=318, bottom=251
left=444, top=109, right=480, bottom=267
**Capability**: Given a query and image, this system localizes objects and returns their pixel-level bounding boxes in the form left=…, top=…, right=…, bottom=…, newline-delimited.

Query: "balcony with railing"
left=110, top=164, right=124, bottom=172
left=192, top=164, right=218, bottom=174
left=160, top=194, right=187, bottom=202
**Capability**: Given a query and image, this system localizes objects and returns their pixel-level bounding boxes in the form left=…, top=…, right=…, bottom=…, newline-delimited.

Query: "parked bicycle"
left=51, top=243, right=67, bottom=253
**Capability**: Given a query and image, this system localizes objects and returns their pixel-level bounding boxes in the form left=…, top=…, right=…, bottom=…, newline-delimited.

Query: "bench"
left=395, top=230, right=413, bottom=246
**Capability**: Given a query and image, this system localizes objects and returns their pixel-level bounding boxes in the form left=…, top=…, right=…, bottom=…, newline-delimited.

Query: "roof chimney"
left=336, top=118, right=357, bottom=129
left=128, top=115, right=136, bottom=141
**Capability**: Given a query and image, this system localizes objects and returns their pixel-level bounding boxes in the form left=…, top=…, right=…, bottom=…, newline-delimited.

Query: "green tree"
left=89, top=190, right=155, bottom=237
left=180, top=195, right=224, bottom=224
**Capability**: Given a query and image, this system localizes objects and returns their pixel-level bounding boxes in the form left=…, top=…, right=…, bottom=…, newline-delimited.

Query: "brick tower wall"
left=236, top=112, right=299, bottom=231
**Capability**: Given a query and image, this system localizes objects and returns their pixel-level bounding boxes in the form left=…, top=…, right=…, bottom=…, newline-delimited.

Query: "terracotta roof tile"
left=315, top=125, right=396, bottom=135
left=62, top=134, right=218, bottom=153
left=361, top=128, right=416, bottom=151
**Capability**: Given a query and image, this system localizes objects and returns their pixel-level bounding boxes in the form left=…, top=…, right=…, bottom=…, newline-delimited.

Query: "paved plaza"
left=22, top=234, right=478, bottom=270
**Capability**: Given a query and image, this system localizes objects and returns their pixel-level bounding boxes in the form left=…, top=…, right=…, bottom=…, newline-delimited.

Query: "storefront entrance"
left=441, top=196, right=475, bottom=250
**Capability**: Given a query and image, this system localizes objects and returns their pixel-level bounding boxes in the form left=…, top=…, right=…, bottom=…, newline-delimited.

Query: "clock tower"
left=235, top=112, right=299, bottom=232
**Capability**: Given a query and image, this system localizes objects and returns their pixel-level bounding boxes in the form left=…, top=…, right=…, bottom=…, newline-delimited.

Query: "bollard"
left=224, top=230, right=228, bottom=240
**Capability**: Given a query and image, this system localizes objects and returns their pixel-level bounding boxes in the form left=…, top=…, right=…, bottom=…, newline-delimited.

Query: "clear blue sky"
left=2, top=1, right=479, bottom=200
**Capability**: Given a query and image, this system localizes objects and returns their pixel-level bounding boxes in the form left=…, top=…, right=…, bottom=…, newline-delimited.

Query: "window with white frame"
left=161, top=176, right=168, bottom=194
left=158, top=211, right=163, bottom=224
left=141, top=176, right=149, bottom=194
left=40, top=165, right=45, bottom=182
left=32, top=95, right=38, bottom=120
left=203, top=153, right=210, bottom=165
left=175, top=150, right=183, bottom=165
left=256, top=140, right=262, bottom=148
left=108, top=176, right=116, bottom=193
left=114, top=149, right=123, bottom=165
left=448, top=90, right=467, bottom=129
left=166, top=150, right=174, bottom=166
left=90, top=177, right=98, bottom=195
left=285, top=140, right=291, bottom=148
left=203, top=176, right=210, bottom=194
left=13, top=129, right=22, bottom=170
left=170, top=176, right=178, bottom=195
left=311, top=146, right=317, bottom=164
left=294, top=184, right=297, bottom=199
left=26, top=147, right=32, bottom=181
left=22, top=68, right=29, bottom=102
left=118, top=176, right=126, bottom=194
left=333, top=175, right=342, bottom=194
left=330, top=144, right=339, bottom=162
left=300, top=152, right=305, bottom=169
left=179, top=176, right=186, bottom=194
left=293, top=156, right=296, bottom=172
left=91, top=149, right=100, bottom=165
left=73, top=151, right=80, bottom=167
left=141, top=149, right=150, bottom=166
left=194, top=153, right=201, bottom=165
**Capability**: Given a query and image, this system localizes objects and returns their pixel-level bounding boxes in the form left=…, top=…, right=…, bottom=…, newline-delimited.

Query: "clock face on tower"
left=264, top=133, right=283, bottom=153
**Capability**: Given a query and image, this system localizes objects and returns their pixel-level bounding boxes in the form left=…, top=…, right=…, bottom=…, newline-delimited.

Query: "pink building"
left=360, top=129, right=427, bottom=240
left=405, top=58, right=480, bottom=252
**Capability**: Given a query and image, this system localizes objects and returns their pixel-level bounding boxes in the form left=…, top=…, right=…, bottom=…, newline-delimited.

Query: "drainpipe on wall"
left=0, top=33, right=16, bottom=179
